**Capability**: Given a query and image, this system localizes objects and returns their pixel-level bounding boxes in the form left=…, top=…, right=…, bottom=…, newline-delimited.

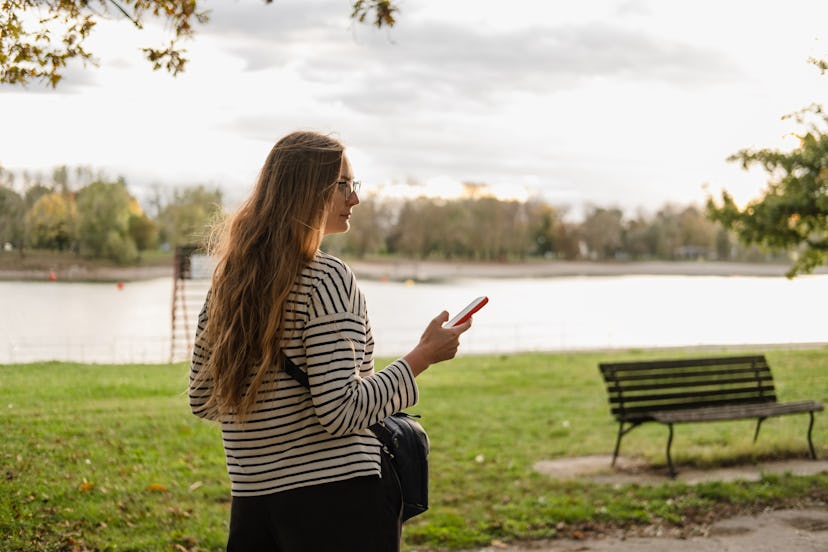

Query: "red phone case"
left=449, top=296, right=488, bottom=326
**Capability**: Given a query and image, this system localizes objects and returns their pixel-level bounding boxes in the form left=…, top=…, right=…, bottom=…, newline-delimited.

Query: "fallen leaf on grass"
left=173, top=535, right=198, bottom=551
left=168, top=506, right=191, bottom=518
left=188, top=480, right=203, bottom=492
left=64, top=534, right=92, bottom=552
left=147, top=483, right=168, bottom=492
left=78, top=481, right=95, bottom=492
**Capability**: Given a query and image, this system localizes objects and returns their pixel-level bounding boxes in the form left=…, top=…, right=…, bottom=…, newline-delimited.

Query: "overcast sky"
left=2, top=0, right=826, bottom=218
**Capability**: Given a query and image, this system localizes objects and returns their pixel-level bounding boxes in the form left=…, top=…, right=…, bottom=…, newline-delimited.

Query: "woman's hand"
left=403, top=311, right=472, bottom=377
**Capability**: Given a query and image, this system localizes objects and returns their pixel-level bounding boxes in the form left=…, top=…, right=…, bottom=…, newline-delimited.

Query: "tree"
left=0, top=185, right=25, bottom=250
left=467, top=197, right=531, bottom=261
left=552, top=220, right=581, bottom=260
left=156, top=185, right=222, bottom=247
left=128, top=212, right=158, bottom=252
left=623, top=213, right=658, bottom=260
left=25, top=192, right=79, bottom=250
left=525, top=200, right=559, bottom=257
left=579, top=207, right=624, bottom=260
left=387, top=198, right=437, bottom=259
left=327, top=195, right=388, bottom=258
left=707, top=55, right=828, bottom=277
left=707, top=104, right=828, bottom=277
left=75, top=181, right=138, bottom=263
left=675, top=205, right=717, bottom=259
left=2, top=0, right=399, bottom=87
left=23, top=183, right=51, bottom=210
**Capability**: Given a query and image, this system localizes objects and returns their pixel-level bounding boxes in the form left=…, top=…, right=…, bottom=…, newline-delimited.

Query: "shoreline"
left=1, top=259, right=827, bottom=283
left=347, top=259, right=828, bottom=281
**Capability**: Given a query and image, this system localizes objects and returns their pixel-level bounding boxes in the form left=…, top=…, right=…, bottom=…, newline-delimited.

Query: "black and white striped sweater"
left=189, top=251, right=418, bottom=496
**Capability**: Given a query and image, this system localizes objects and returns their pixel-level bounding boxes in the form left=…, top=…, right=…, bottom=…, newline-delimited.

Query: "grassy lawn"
left=2, top=349, right=827, bottom=551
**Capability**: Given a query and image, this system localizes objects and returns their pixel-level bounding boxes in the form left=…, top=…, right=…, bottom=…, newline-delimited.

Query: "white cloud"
left=1, top=0, right=826, bottom=216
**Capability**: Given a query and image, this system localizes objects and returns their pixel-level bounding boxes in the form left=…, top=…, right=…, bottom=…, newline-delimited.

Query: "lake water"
left=1, top=274, right=827, bottom=364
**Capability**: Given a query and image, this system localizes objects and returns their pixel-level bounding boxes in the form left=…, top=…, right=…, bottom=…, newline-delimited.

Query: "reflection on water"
left=1, top=274, right=827, bottom=364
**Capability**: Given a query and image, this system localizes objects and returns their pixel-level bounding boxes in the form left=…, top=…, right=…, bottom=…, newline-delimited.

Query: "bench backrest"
left=599, top=355, right=777, bottom=422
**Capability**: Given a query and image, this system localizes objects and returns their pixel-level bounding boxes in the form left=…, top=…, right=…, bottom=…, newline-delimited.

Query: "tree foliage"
left=0, top=164, right=791, bottom=266
left=580, top=207, right=624, bottom=260
left=0, top=167, right=224, bottom=263
left=128, top=211, right=158, bottom=252
left=324, top=193, right=750, bottom=264
left=156, top=185, right=222, bottom=247
left=0, top=185, right=25, bottom=249
left=25, top=192, right=78, bottom=250
left=707, top=104, right=828, bottom=277
left=1, top=0, right=399, bottom=87
left=351, top=0, right=398, bottom=28
left=75, top=181, right=140, bottom=263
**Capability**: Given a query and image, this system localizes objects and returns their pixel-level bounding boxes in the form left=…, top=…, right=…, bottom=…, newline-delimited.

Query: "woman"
left=189, top=130, right=472, bottom=551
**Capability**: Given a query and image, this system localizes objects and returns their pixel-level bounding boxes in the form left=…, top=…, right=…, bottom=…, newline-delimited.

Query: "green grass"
left=2, top=349, right=827, bottom=551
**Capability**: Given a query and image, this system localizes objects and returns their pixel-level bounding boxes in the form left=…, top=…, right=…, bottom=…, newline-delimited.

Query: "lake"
left=1, top=274, right=827, bottom=364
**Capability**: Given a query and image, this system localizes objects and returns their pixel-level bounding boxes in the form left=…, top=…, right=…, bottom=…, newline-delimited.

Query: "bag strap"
left=281, top=353, right=310, bottom=389
left=280, top=353, right=392, bottom=442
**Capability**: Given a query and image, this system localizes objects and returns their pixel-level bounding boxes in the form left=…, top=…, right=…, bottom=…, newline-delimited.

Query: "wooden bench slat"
left=608, top=386, right=777, bottom=405
left=606, top=375, right=774, bottom=393
left=603, top=367, right=773, bottom=383
left=600, top=355, right=768, bottom=373
left=651, top=400, right=824, bottom=423
left=610, top=395, right=778, bottom=418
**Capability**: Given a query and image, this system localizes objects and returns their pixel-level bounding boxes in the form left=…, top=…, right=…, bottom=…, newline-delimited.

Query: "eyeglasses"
left=335, top=179, right=361, bottom=200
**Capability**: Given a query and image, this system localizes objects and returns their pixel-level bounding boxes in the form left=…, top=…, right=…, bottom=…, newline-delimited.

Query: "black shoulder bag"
left=281, top=355, right=429, bottom=521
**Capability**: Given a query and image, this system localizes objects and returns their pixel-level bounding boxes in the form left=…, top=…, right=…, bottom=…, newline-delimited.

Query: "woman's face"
left=323, top=154, right=360, bottom=236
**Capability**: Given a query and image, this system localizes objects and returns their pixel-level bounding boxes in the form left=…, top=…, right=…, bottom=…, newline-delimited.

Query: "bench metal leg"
left=807, top=411, right=817, bottom=460
left=753, top=417, right=766, bottom=443
left=612, top=423, right=624, bottom=466
left=665, top=423, right=676, bottom=478
left=612, top=421, right=642, bottom=467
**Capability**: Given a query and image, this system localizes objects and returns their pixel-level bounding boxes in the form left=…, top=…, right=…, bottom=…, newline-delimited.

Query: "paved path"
left=462, top=457, right=828, bottom=552
left=468, top=508, right=828, bottom=551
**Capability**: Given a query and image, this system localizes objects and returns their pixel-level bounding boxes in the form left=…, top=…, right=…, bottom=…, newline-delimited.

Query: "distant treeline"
left=0, top=166, right=222, bottom=264
left=324, top=195, right=788, bottom=263
left=0, top=165, right=787, bottom=265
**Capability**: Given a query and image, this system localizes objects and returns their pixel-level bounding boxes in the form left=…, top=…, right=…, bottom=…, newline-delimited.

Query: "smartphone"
left=447, top=296, right=489, bottom=327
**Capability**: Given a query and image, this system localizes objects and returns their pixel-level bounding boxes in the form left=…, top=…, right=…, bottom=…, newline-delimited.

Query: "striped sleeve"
left=303, top=257, right=418, bottom=437
left=189, top=297, right=217, bottom=420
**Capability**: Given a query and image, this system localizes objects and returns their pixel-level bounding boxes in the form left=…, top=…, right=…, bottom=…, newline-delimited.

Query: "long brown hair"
left=197, top=131, right=344, bottom=418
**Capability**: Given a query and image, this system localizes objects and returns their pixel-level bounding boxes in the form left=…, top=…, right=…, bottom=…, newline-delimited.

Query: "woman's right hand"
left=403, top=311, right=472, bottom=377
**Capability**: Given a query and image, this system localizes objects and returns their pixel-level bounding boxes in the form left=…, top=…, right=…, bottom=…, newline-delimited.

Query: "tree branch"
left=106, top=0, right=143, bottom=29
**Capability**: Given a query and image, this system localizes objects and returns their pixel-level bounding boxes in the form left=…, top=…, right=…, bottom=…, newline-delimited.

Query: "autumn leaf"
left=147, top=483, right=168, bottom=492
left=78, top=481, right=94, bottom=492
left=168, top=506, right=191, bottom=518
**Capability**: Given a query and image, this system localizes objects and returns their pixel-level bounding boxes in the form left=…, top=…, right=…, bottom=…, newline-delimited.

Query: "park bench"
left=598, top=355, right=824, bottom=477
